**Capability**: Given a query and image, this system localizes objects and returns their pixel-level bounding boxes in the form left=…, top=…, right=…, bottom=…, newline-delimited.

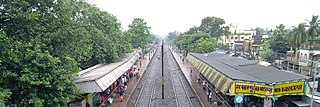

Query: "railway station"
left=72, top=52, right=140, bottom=106
left=186, top=52, right=312, bottom=107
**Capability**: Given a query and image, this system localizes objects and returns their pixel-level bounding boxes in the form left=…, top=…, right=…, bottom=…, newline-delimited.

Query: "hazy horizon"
left=89, top=0, right=320, bottom=36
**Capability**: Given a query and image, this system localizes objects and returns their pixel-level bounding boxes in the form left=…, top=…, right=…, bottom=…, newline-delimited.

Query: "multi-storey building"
left=286, top=44, right=320, bottom=76
left=221, top=23, right=256, bottom=51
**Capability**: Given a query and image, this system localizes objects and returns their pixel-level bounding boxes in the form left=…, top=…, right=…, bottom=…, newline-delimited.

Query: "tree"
left=165, top=31, right=180, bottom=44
left=175, top=32, right=217, bottom=53
left=192, top=37, right=217, bottom=53
left=0, top=32, right=81, bottom=106
left=306, top=15, right=320, bottom=40
left=147, top=34, right=160, bottom=44
left=127, top=18, right=151, bottom=48
left=270, top=24, right=288, bottom=54
left=198, top=16, right=226, bottom=38
left=0, top=0, right=134, bottom=106
left=185, top=26, right=199, bottom=34
left=255, top=27, right=265, bottom=35
left=260, top=40, right=274, bottom=61
left=288, top=23, right=307, bottom=62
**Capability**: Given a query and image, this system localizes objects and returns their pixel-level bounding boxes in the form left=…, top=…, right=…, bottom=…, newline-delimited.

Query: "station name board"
left=235, top=83, right=271, bottom=95
left=235, top=81, right=304, bottom=96
left=273, top=81, right=304, bottom=95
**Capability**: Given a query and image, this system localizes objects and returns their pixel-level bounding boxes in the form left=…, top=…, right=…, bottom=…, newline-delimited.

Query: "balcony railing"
left=300, top=44, right=320, bottom=50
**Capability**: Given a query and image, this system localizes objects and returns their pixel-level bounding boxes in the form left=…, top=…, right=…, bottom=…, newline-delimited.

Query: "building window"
left=235, top=37, right=238, bottom=39
left=241, top=37, right=244, bottom=39
left=231, top=37, right=234, bottom=39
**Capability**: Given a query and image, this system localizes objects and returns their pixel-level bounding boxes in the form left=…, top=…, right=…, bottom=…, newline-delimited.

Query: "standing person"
left=190, top=68, right=192, bottom=74
left=119, top=87, right=124, bottom=102
left=209, top=92, right=212, bottom=102
left=124, top=85, right=128, bottom=94
left=101, top=95, right=105, bottom=106
left=108, top=97, right=113, bottom=107
left=202, top=81, right=206, bottom=90
left=94, top=94, right=101, bottom=107
left=197, top=74, right=200, bottom=83
left=206, top=82, right=209, bottom=91
left=182, top=57, right=184, bottom=63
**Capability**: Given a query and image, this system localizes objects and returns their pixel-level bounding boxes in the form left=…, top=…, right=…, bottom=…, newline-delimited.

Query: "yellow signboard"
left=273, top=82, right=304, bottom=95
left=235, top=83, right=254, bottom=93
left=254, top=84, right=271, bottom=96
left=235, top=83, right=271, bottom=95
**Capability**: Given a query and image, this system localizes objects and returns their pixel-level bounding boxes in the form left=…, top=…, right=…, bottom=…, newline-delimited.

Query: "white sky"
left=88, top=0, right=320, bottom=36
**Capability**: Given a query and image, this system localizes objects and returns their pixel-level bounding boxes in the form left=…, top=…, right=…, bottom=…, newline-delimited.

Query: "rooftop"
left=190, top=53, right=309, bottom=83
left=75, top=52, right=135, bottom=83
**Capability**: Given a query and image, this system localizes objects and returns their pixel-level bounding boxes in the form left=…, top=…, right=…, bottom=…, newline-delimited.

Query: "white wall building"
left=221, top=23, right=256, bottom=50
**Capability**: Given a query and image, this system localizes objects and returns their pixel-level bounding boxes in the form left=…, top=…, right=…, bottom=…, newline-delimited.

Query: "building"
left=285, top=44, right=320, bottom=76
left=186, top=52, right=312, bottom=106
left=221, top=23, right=256, bottom=51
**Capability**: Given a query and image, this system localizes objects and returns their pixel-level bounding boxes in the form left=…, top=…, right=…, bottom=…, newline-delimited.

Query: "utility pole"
left=309, top=39, right=320, bottom=107
left=161, top=40, right=164, bottom=99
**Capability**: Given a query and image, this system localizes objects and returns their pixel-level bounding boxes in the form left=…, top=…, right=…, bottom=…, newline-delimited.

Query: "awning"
left=186, top=55, right=233, bottom=94
left=74, top=53, right=139, bottom=93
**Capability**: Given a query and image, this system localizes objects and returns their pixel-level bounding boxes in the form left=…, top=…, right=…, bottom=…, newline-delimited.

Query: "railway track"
left=127, top=45, right=201, bottom=107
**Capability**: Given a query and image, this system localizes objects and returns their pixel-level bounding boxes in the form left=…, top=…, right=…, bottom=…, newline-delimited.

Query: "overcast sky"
left=88, top=0, right=320, bottom=36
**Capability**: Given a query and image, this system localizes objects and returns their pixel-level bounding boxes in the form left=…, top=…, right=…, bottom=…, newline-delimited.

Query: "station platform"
left=111, top=51, right=156, bottom=107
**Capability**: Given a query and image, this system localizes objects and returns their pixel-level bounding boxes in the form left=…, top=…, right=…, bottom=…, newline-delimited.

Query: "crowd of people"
left=87, top=60, right=143, bottom=107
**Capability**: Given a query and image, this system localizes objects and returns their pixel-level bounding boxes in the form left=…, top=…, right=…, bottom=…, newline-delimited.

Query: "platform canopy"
left=187, top=52, right=310, bottom=98
left=74, top=53, right=139, bottom=93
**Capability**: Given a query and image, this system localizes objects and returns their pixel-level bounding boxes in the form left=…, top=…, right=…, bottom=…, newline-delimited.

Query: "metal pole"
left=310, top=39, right=315, bottom=107
left=161, top=40, right=164, bottom=99
left=311, top=62, right=316, bottom=107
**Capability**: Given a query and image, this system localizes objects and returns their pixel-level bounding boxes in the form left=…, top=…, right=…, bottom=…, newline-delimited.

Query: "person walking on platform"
left=197, top=74, right=200, bottom=83
left=209, top=92, right=212, bottom=102
left=119, top=87, right=124, bottom=102
left=202, top=81, right=206, bottom=90
left=108, top=96, right=113, bottom=107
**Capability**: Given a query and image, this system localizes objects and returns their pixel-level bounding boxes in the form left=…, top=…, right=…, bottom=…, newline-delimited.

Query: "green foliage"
left=261, top=48, right=274, bottom=61
left=260, top=39, right=274, bottom=61
left=148, top=34, right=161, bottom=44
left=306, top=15, right=320, bottom=39
left=0, top=0, right=134, bottom=106
left=198, top=16, right=226, bottom=38
left=269, top=24, right=288, bottom=53
left=191, top=37, right=217, bottom=53
left=185, top=26, right=199, bottom=34
left=217, top=43, right=229, bottom=50
left=165, top=31, right=180, bottom=44
left=0, top=33, right=81, bottom=106
left=176, top=32, right=217, bottom=53
left=0, top=85, right=11, bottom=106
left=288, top=23, right=307, bottom=49
left=255, top=27, right=265, bottom=35
left=127, top=18, right=151, bottom=48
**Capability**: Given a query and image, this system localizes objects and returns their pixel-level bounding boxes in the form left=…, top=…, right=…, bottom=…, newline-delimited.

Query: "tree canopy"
left=127, top=18, right=151, bottom=48
left=0, top=0, right=149, bottom=106
left=171, top=16, right=227, bottom=53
